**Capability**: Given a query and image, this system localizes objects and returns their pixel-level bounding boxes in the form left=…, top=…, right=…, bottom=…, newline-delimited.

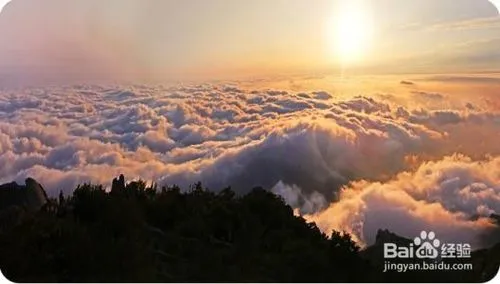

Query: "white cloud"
left=305, top=155, right=500, bottom=248
left=1, top=82, right=499, bottom=248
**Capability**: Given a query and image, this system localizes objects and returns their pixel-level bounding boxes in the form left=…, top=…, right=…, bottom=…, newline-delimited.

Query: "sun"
left=327, top=0, right=374, bottom=65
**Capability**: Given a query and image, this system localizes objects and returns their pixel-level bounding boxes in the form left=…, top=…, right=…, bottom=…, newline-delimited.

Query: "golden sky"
left=0, top=0, right=499, bottom=82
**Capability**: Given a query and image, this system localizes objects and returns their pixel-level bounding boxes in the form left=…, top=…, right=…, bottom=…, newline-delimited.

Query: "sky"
left=0, top=0, right=499, bottom=84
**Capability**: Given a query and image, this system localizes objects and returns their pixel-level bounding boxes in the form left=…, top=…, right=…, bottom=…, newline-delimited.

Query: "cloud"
left=372, top=0, right=498, bottom=32
left=421, top=75, right=500, bottom=85
left=1, top=82, right=500, bottom=249
left=411, top=91, right=445, bottom=101
left=400, top=80, right=415, bottom=86
left=428, top=16, right=500, bottom=31
left=271, top=181, right=327, bottom=214
left=1, top=83, right=498, bottom=195
left=304, top=154, right=500, bottom=249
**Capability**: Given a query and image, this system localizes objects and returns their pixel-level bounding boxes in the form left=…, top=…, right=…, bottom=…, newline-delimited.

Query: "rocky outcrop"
left=111, top=174, right=126, bottom=192
left=374, top=229, right=413, bottom=246
left=359, top=229, right=413, bottom=266
left=0, top=178, right=48, bottom=211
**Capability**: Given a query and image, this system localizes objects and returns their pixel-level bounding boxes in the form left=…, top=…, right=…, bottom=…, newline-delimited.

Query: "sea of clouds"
left=0, top=83, right=499, bottom=248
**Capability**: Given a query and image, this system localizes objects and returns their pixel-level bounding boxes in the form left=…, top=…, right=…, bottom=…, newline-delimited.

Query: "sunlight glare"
left=328, top=0, right=374, bottom=65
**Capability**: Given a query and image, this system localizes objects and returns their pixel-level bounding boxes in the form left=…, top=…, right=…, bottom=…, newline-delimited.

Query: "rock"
left=0, top=178, right=48, bottom=211
left=374, top=229, right=412, bottom=246
left=111, top=174, right=126, bottom=192
left=25, top=178, right=49, bottom=210
left=360, top=229, right=413, bottom=266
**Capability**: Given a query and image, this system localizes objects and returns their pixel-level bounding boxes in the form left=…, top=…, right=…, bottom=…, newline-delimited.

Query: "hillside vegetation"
left=0, top=176, right=498, bottom=282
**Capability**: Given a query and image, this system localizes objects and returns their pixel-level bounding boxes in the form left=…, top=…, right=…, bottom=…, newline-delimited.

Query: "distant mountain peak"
left=375, top=229, right=412, bottom=246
